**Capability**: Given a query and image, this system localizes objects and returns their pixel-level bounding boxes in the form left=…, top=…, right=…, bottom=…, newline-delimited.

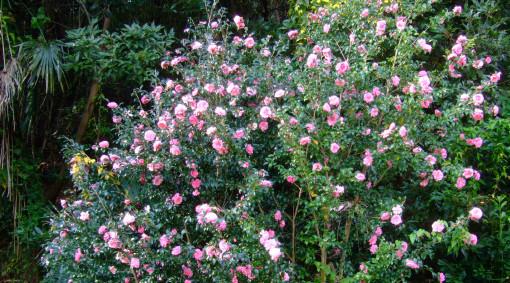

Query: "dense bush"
left=42, top=0, right=504, bottom=281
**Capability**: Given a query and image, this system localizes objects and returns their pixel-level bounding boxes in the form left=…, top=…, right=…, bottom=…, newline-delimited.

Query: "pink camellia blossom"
left=405, top=259, right=420, bottom=269
left=274, top=89, right=286, bottom=98
left=172, top=193, right=183, bottom=205
left=363, top=92, right=374, bottom=103
left=172, top=246, right=181, bottom=255
left=194, top=249, right=204, bottom=261
left=191, top=41, right=202, bottom=50
left=490, top=72, right=501, bottom=83
left=246, top=144, right=254, bottom=155
left=182, top=265, right=193, bottom=278
left=370, top=108, right=379, bottom=117
left=204, top=212, right=218, bottom=223
left=160, top=234, right=171, bottom=247
left=244, top=37, right=255, bottom=48
left=152, top=175, right=163, bottom=186
left=396, top=17, right=407, bottom=30
left=361, top=8, right=369, bottom=17
left=452, top=43, right=463, bottom=55
left=144, top=130, right=156, bottom=142
left=392, top=205, right=403, bottom=215
left=80, top=211, right=90, bottom=221
left=233, top=15, right=245, bottom=29
left=469, top=207, right=483, bottom=220
left=312, top=163, right=323, bottom=172
left=432, top=170, right=444, bottom=181
left=99, top=141, right=109, bottom=148
left=107, top=102, right=118, bottom=109
left=300, top=137, right=311, bottom=145
left=381, top=212, right=391, bottom=221
left=274, top=210, right=282, bottom=221
left=259, top=121, right=269, bottom=131
left=260, top=106, right=272, bottom=118
left=323, top=23, right=330, bottom=33
left=391, top=215, right=402, bottom=226
left=287, top=30, right=298, bottom=40
left=472, top=108, right=484, bottom=121
left=453, top=6, right=462, bottom=15
left=286, top=176, right=296, bottom=183
left=130, top=257, right=140, bottom=269
left=418, top=39, right=432, bottom=52
left=465, top=233, right=478, bottom=245
left=355, top=173, right=366, bottom=181
left=306, top=53, right=318, bottom=68
left=456, top=177, right=466, bottom=189
left=329, top=95, right=340, bottom=106
left=74, top=248, right=83, bottom=262
left=392, top=75, right=400, bottom=86
left=214, top=107, right=226, bottom=116
left=432, top=220, right=445, bottom=232
left=336, top=61, right=350, bottom=75
left=109, top=266, right=117, bottom=274
left=122, top=213, right=135, bottom=225
left=376, top=20, right=386, bottom=36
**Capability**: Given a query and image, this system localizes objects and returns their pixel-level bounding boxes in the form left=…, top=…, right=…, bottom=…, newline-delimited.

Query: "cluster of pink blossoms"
left=259, top=229, right=283, bottom=261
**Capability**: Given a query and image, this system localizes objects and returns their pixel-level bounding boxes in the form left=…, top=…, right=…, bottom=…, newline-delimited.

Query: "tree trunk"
left=74, top=16, right=111, bottom=143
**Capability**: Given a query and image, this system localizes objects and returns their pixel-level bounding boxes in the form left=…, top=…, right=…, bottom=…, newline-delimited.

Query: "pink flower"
left=432, top=220, right=445, bottom=232
left=244, top=37, right=255, bottom=48
left=79, top=211, right=90, bottom=221
left=287, top=30, right=298, bottom=40
left=99, top=141, right=109, bottom=148
left=391, top=215, right=402, bottom=226
left=144, top=130, right=156, bottom=142
left=432, top=170, right=444, bottom=181
left=363, top=92, right=374, bottom=103
left=74, top=248, right=83, bottom=262
left=194, top=249, right=204, bottom=261
left=312, top=163, right=322, bottom=172
left=122, top=213, right=136, bottom=225
left=469, top=207, right=483, bottom=220
left=130, top=257, right=140, bottom=269
left=109, top=266, right=117, bottom=274
left=286, top=176, right=296, bottom=183
left=418, top=39, right=432, bottom=52
left=472, top=108, right=484, bottom=121
left=396, top=17, right=407, bottom=30
left=355, top=173, right=366, bottom=181
left=335, top=61, right=350, bottom=75
left=455, top=177, right=466, bottom=189
left=233, top=15, right=245, bottom=29
left=172, top=246, right=181, bottom=255
left=405, top=259, right=419, bottom=269
left=246, top=144, right=254, bottom=155
left=259, top=121, right=269, bottom=131
left=453, top=6, right=462, bottom=15
left=107, top=102, right=118, bottom=108
left=215, top=107, right=226, bottom=116
left=361, top=9, right=369, bottom=17
left=490, top=72, right=501, bottom=83
left=381, top=212, right=391, bottom=221
left=274, top=89, right=286, bottom=98
left=260, top=106, right=272, bottom=118
left=160, top=234, right=170, bottom=247
left=323, top=23, right=330, bottom=33
left=392, top=205, right=403, bottom=215
left=392, top=75, right=400, bottom=86
left=153, top=175, right=163, bottom=186
left=465, top=233, right=478, bottom=245
left=439, top=273, right=446, bottom=282
left=376, top=20, right=386, bottom=36
left=306, top=53, right=318, bottom=68
left=172, top=193, right=183, bottom=205
left=300, top=137, right=311, bottom=145
left=274, top=210, right=282, bottom=221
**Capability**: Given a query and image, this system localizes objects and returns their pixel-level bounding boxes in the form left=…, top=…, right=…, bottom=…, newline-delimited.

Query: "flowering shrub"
left=43, top=0, right=502, bottom=282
